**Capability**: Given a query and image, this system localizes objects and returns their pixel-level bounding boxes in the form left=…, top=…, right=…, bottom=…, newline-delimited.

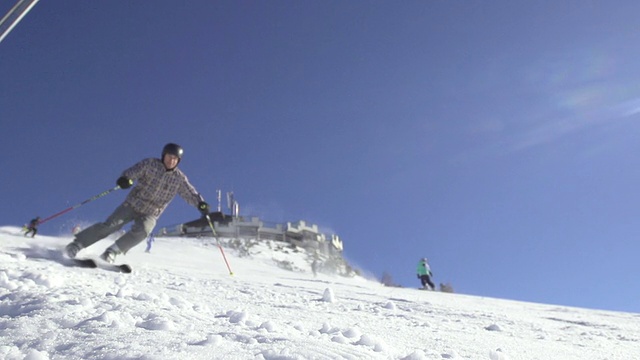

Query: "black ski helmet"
left=162, top=143, right=184, bottom=161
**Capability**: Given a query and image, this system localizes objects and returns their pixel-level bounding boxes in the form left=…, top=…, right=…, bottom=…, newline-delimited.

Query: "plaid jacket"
left=122, top=158, right=204, bottom=217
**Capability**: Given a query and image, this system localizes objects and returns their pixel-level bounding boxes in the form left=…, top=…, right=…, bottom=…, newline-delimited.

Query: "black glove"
left=416, top=274, right=420, bottom=279
left=198, top=201, right=209, bottom=216
left=117, top=176, right=133, bottom=189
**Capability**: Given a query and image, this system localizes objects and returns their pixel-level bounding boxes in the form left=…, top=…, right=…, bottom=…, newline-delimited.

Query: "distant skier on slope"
left=24, top=216, right=40, bottom=238
left=417, top=258, right=435, bottom=290
left=64, top=143, right=210, bottom=264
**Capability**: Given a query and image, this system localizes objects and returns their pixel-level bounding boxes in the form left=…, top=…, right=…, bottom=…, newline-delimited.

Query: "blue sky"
left=2, top=1, right=640, bottom=313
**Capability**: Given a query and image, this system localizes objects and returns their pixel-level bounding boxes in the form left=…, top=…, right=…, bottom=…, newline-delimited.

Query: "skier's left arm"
left=177, top=175, right=209, bottom=216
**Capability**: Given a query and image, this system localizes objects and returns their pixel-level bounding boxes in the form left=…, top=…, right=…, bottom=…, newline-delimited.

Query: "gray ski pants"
left=74, top=202, right=156, bottom=254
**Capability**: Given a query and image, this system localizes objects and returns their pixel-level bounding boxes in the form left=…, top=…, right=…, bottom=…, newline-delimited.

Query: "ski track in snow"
left=0, top=226, right=638, bottom=360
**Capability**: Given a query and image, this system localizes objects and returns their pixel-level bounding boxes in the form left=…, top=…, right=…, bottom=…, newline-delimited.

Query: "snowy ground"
left=0, top=226, right=638, bottom=360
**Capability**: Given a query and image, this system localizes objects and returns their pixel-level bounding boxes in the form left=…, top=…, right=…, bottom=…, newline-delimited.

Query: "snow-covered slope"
left=0, top=226, right=637, bottom=360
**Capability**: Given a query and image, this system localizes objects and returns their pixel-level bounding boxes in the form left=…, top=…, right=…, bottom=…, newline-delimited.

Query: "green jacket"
left=417, top=260, right=431, bottom=276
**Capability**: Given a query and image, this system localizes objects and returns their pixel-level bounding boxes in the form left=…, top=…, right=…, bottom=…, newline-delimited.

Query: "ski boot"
left=64, top=242, right=83, bottom=259
left=100, top=247, right=120, bottom=264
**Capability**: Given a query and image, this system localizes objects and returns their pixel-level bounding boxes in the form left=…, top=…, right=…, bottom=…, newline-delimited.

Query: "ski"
left=71, top=258, right=98, bottom=268
left=72, top=258, right=132, bottom=273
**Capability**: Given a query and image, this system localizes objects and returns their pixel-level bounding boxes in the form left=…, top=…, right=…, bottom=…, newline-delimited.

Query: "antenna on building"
left=226, top=192, right=233, bottom=212
left=232, top=201, right=239, bottom=218
left=226, top=191, right=239, bottom=218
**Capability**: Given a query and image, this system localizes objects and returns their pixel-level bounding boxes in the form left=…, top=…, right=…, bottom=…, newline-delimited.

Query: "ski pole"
left=205, top=214, right=234, bottom=276
left=0, top=0, right=40, bottom=44
left=38, top=185, right=121, bottom=225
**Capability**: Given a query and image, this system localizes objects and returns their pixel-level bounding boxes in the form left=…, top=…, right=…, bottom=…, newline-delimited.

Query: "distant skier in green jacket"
left=417, top=258, right=435, bottom=290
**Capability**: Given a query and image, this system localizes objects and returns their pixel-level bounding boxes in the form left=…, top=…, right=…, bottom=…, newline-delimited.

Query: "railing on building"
left=156, top=216, right=343, bottom=253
